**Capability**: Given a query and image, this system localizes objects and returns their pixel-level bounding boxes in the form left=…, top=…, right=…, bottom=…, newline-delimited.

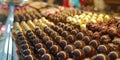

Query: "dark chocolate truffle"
left=89, top=40, right=100, bottom=48
left=57, top=51, right=69, bottom=60
left=59, top=40, right=68, bottom=48
left=74, top=40, right=85, bottom=48
left=92, top=54, right=110, bottom=60
left=66, top=35, right=75, bottom=43
left=108, top=51, right=120, bottom=60
left=76, top=32, right=84, bottom=40
left=82, top=36, right=91, bottom=44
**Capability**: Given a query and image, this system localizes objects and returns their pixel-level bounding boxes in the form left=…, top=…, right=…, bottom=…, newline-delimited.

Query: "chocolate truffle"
left=46, top=40, right=54, bottom=49
left=108, top=51, right=120, bottom=60
left=89, top=40, right=100, bottom=48
left=82, top=45, right=97, bottom=57
left=54, top=36, right=62, bottom=43
left=82, top=36, right=91, bottom=44
left=38, top=48, right=47, bottom=56
left=61, top=31, right=68, bottom=37
left=74, top=40, right=86, bottom=48
left=64, top=44, right=75, bottom=54
left=22, top=49, right=31, bottom=56
left=71, top=49, right=85, bottom=60
left=50, top=45, right=61, bottom=55
left=66, top=35, right=75, bottom=43
left=59, top=40, right=68, bottom=48
left=42, top=36, right=50, bottom=43
left=97, top=45, right=111, bottom=54
left=71, top=30, right=77, bottom=35
left=41, top=53, right=54, bottom=60
left=20, top=44, right=29, bottom=50
left=24, top=55, right=33, bottom=60
left=34, top=43, right=43, bottom=50
left=92, top=54, right=110, bottom=60
left=57, top=51, right=69, bottom=60
left=76, top=32, right=84, bottom=40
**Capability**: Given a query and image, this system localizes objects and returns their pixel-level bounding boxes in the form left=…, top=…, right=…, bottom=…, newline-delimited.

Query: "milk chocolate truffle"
left=66, top=35, right=75, bottom=43
left=21, top=44, right=29, bottom=50
left=38, top=48, right=47, bottom=56
left=57, top=51, right=69, bottom=60
left=64, top=44, right=75, bottom=54
left=34, top=43, right=43, bottom=50
left=72, top=49, right=85, bottom=60
left=89, top=40, right=100, bottom=48
left=82, top=36, right=91, bottom=44
left=92, top=54, right=110, bottom=60
left=74, top=40, right=85, bottom=48
left=76, top=32, right=84, bottom=40
left=57, top=28, right=63, bottom=34
left=108, top=51, right=120, bottom=60
left=100, top=35, right=111, bottom=44
left=46, top=40, right=54, bottom=49
left=71, top=30, right=77, bottom=35
left=54, top=36, right=62, bottom=43
left=41, top=53, right=54, bottom=60
left=82, top=46, right=97, bottom=57
left=92, top=32, right=101, bottom=40
left=42, top=36, right=50, bottom=43
left=22, top=49, right=31, bottom=56
left=50, top=45, right=61, bottom=55
left=24, top=55, right=33, bottom=60
left=97, top=45, right=111, bottom=54
left=61, top=31, right=68, bottom=37
left=59, top=40, right=68, bottom=48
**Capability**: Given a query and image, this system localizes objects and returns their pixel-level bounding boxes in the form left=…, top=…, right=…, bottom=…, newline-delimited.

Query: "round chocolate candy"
left=22, top=49, right=31, bottom=56
left=82, top=36, right=91, bottom=44
left=66, top=26, right=72, bottom=32
left=108, top=51, right=120, bottom=60
left=82, top=45, right=97, bottom=57
left=66, top=35, right=75, bottom=43
left=50, top=45, right=61, bottom=55
left=26, top=30, right=33, bottom=36
left=76, top=32, right=84, bottom=40
left=42, top=36, right=50, bottom=43
left=24, top=55, right=33, bottom=60
left=59, top=40, right=68, bottom=48
left=54, top=36, right=62, bottom=43
left=57, top=51, right=69, bottom=60
left=72, top=49, right=85, bottom=60
left=31, top=38, right=39, bottom=45
left=89, top=40, right=100, bottom=48
left=97, top=45, right=111, bottom=54
left=92, top=54, right=110, bottom=60
left=71, top=30, right=77, bottom=35
left=46, top=40, right=54, bottom=49
left=64, top=44, right=75, bottom=54
left=35, top=28, right=41, bottom=35
left=57, top=28, right=63, bottom=34
left=34, top=43, right=43, bottom=50
left=38, top=48, right=47, bottom=56
left=41, top=53, right=54, bottom=60
left=74, top=40, right=85, bottom=49
left=21, top=44, right=29, bottom=50
left=61, top=31, right=68, bottom=37
left=57, top=22, right=63, bottom=27
left=100, top=35, right=111, bottom=44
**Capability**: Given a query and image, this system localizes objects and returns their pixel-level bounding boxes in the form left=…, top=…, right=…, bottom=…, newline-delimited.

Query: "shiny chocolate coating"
left=22, top=49, right=31, bottom=56
left=92, top=54, right=110, bottom=60
left=42, top=36, right=50, bottom=43
left=35, top=43, right=43, bottom=50
left=82, top=46, right=97, bottom=57
left=108, top=51, right=120, bottom=60
left=97, top=45, right=111, bottom=54
left=89, top=40, right=100, bottom=48
left=38, top=48, right=47, bottom=56
left=41, top=53, right=54, bottom=60
left=100, top=35, right=111, bottom=44
left=24, top=55, right=33, bottom=60
left=61, top=31, right=68, bottom=37
left=50, top=45, right=61, bottom=55
left=71, top=30, right=77, bottom=35
left=64, top=44, right=75, bottom=54
left=54, top=36, right=62, bottom=43
left=21, top=44, right=29, bottom=50
left=74, top=40, right=85, bottom=49
left=66, top=35, right=75, bottom=43
left=59, top=40, right=68, bottom=48
left=46, top=40, right=54, bottom=49
left=76, top=32, right=84, bottom=40
left=71, top=49, right=85, bottom=60
left=57, top=51, right=69, bottom=60
left=82, top=36, right=91, bottom=44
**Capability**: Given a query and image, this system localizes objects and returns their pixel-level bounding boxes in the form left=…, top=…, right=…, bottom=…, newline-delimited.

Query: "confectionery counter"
left=0, top=2, right=120, bottom=60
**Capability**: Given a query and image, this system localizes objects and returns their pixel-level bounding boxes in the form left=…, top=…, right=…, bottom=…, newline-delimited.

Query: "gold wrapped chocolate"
left=27, top=20, right=36, bottom=29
